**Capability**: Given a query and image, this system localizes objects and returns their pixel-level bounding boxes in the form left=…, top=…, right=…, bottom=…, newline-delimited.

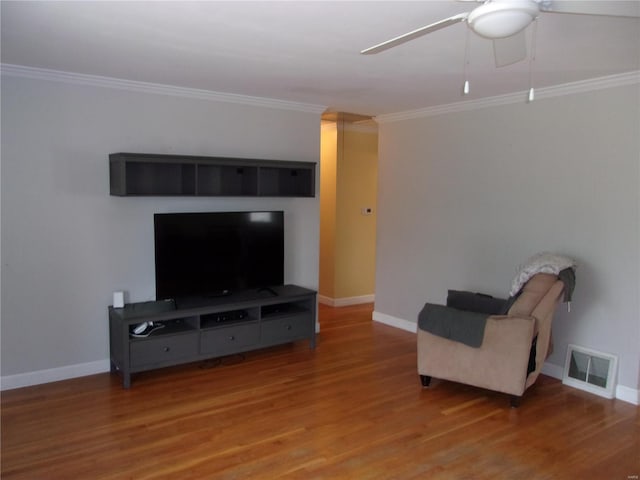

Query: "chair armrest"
left=417, top=314, right=537, bottom=396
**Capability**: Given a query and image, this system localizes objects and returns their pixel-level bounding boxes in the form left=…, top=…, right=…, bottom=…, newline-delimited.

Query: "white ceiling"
left=2, top=1, right=639, bottom=116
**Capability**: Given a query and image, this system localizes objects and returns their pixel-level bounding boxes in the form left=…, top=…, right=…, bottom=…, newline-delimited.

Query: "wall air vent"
left=562, top=344, right=618, bottom=399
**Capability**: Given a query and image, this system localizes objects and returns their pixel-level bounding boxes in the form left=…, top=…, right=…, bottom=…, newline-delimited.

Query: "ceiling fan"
left=361, top=0, right=640, bottom=67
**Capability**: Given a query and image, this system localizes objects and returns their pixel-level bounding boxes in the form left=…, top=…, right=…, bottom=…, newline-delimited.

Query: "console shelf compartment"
left=109, top=285, right=316, bottom=388
left=200, top=307, right=259, bottom=329
left=128, top=317, right=200, bottom=339
left=109, top=152, right=315, bottom=197
left=261, top=301, right=311, bottom=319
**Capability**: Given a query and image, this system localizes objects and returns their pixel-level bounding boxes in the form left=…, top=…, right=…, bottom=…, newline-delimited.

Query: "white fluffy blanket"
left=510, top=252, right=576, bottom=297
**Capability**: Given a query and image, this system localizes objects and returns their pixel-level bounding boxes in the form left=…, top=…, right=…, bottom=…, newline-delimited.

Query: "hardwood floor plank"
left=2, top=303, right=638, bottom=479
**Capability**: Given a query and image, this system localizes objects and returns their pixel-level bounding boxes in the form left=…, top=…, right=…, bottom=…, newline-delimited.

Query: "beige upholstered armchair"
left=417, top=255, right=575, bottom=407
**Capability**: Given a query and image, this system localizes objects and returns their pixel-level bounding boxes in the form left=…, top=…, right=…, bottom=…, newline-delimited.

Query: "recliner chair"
left=417, top=264, right=574, bottom=407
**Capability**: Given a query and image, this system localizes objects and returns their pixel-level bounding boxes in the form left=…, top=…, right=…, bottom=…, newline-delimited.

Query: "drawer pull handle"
left=229, top=335, right=235, bottom=341
left=163, top=346, right=171, bottom=352
left=286, top=325, right=292, bottom=331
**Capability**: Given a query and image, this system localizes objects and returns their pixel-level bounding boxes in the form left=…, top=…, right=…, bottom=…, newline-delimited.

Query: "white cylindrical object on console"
left=113, top=291, right=125, bottom=308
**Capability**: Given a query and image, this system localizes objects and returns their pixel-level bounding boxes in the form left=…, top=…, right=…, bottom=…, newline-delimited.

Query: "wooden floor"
left=2, top=303, right=639, bottom=479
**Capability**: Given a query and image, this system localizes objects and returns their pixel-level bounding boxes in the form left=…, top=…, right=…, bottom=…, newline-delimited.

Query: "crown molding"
left=0, top=63, right=327, bottom=115
left=4, top=64, right=637, bottom=121
left=321, top=118, right=378, bottom=134
left=342, top=122, right=378, bottom=134
left=376, top=71, right=640, bottom=124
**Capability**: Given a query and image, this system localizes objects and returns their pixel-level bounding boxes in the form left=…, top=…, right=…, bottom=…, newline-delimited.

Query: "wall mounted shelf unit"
left=109, top=152, right=316, bottom=197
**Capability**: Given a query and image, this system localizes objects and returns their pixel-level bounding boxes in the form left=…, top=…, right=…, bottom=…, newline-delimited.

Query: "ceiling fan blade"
left=360, top=13, right=469, bottom=55
left=493, top=30, right=527, bottom=67
left=541, top=0, right=640, bottom=18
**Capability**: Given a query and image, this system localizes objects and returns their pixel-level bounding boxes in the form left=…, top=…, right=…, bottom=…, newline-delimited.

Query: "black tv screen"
left=154, top=211, right=284, bottom=300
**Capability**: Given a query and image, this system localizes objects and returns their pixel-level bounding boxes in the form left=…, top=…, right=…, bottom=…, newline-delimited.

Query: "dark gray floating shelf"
left=109, top=152, right=316, bottom=197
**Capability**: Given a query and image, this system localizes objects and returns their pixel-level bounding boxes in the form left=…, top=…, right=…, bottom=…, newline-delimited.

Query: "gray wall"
left=374, top=84, right=640, bottom=395
left=1, top=74, right=320, bottom=380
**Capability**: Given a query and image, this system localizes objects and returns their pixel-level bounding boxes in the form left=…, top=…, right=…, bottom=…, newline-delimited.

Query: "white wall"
left=374, top=84, right=640, bottom=398
left=1, top=73, right=321, bottom=383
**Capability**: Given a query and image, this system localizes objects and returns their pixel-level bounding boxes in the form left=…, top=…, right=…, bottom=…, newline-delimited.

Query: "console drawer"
left=261, top=315, right=311, bottom=345
left=200, top=323, right=259, bottom=356
left=130, top=333, right=199, bottom=368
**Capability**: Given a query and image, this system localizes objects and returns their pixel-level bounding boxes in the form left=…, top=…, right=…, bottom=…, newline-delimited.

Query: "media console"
left=108, top=285, right=316, bottom=388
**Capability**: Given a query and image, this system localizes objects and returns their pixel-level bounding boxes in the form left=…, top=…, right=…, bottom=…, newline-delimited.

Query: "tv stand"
left=108, top=285, right=316, bottom=388
left=257, top=286, right=279, bottom=296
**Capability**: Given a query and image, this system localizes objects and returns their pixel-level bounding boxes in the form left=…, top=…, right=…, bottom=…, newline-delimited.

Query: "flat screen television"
left=154, top=211, right=284, bottom=301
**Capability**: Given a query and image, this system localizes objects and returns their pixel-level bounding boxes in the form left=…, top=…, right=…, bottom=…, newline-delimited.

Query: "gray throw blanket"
left=418, top=303, right=488, bottom=348
left=557, top=267, right=576, bottom=303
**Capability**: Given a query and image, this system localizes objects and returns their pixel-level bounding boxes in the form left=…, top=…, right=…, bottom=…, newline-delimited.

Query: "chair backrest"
left=508, top=273, right=566, bottom=389
left=508, top=273, right=561, bottom=317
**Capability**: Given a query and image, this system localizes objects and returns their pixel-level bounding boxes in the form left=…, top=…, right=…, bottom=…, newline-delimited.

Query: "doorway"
left=318, top=112, right=378, bottom=306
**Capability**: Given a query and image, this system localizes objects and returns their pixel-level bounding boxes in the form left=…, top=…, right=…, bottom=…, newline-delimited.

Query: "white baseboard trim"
left=372, top=310, right=417, bottom=333
left=375, top=311, right=639, bottom=406
left=542, top=361, right=639, bottom=405
left=614, top=384, right=640, bottom=405
left=541, top=362, right=565, bottom=380
left=1, top=359, right=111, bottom=391
left=4, top=320, right=639, bottom=405
left=318, top=294, right=375, bottom=307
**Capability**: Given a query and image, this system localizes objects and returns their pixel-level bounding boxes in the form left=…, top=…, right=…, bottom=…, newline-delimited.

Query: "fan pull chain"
left=528, top=18, right=538, bottom=102
left=462, top=25, right=471, bottom=95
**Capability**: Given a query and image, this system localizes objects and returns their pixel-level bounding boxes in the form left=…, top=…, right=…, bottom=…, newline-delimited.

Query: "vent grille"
left=562, top=344, right=617, bottom=399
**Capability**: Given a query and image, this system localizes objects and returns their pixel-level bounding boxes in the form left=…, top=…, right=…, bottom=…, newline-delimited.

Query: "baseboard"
left=372, top=310, right=417, bottom=333
left=1, top=320, right=322, bottom=390
left=541, top=362, right=565, bottom=380
left=317, top=295, right=333, bottom=306
left=0, top=359, right=111, bottom=391
left=615, top=384, right=640, bottom=405
left=375, top=311, right=639, bottom=405
left=4, top=319, right=639, bottom=405
left=542, top=360, right=639, bottom=405
left=318, top=294, right=375, bottom=307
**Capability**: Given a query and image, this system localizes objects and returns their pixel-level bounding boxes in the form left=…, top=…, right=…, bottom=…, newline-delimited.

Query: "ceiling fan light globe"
left=468, top=0, right=540, bottom=39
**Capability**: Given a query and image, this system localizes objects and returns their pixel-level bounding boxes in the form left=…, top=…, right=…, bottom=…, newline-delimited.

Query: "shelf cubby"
left=197, top=165, right=258, bottom=196
left=258, top=166, right=314, bottom=197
